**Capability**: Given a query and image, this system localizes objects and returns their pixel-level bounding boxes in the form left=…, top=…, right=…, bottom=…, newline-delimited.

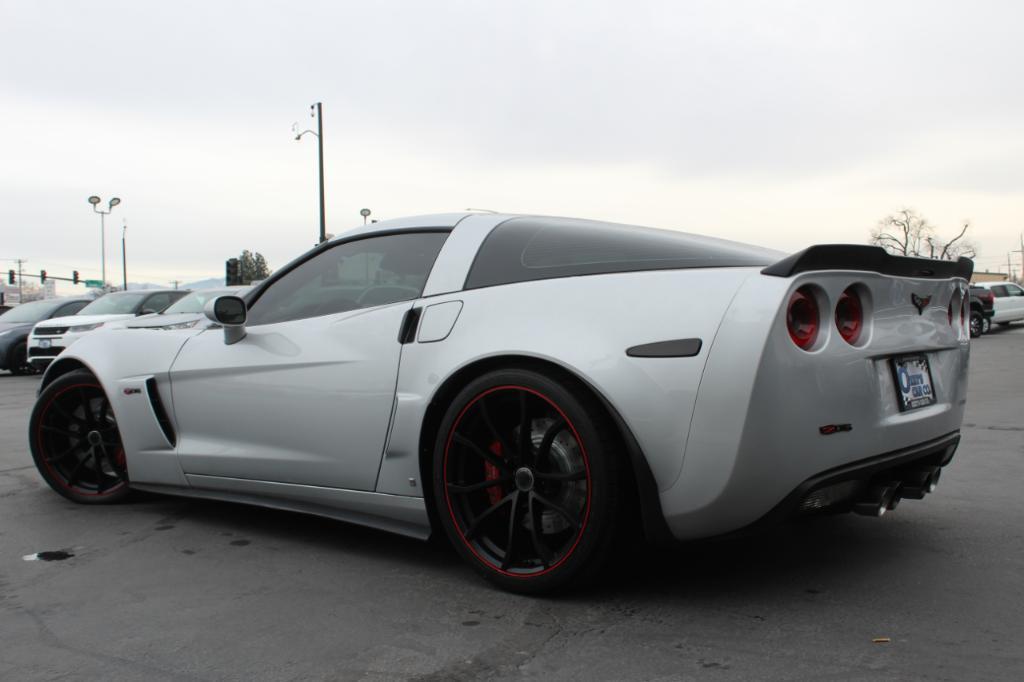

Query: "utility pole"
left=170, top=280, right=181, bottom=290
left=316, top=102, right=326, bottom=244
left=16, top=258, right=26, bottom=302
left=1016, top=233, right=1024, bottom=283
left=122, top=223, right=128, bottom=290
left=294, top=103, right=327, bottom=244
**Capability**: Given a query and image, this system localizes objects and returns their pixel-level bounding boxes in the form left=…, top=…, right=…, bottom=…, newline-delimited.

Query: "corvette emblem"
left=911, top=293, right=931, bottom=315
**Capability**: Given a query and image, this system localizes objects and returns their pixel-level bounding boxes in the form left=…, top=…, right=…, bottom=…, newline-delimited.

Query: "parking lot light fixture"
left=88, top=195, right=121, bottom=286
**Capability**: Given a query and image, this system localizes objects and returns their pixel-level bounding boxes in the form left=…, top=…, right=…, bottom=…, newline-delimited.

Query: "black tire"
left=7, top=342, right=37, bottom=376
left=969, top=311, right=983, bottom=338
left=29, top=369, right=130, bottom=504
left=432, top=367, right=624, bottom=594
left=982, top=317, right=992, bottom=334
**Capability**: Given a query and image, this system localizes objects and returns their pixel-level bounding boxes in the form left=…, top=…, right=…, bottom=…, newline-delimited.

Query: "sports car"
left=28, top=213, right=973, bottom=593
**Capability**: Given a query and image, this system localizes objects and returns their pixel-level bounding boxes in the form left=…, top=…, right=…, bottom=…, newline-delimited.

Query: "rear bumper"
left=741, top=430, right=959, bottom=531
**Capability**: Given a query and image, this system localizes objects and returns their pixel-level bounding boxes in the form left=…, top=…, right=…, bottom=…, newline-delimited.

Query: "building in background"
left=971, top=271, right=1010, bottom=283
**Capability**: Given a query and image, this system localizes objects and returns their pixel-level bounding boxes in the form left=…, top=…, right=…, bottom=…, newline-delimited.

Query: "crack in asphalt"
left=22, top=608, right=209, bottom=682
left=409, top=602, right=566, bottom=681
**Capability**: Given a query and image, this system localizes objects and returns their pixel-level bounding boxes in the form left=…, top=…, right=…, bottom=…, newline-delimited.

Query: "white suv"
left=28, top=289, right=187, bottom=368
left=973, top=282, right=1024, bottom=326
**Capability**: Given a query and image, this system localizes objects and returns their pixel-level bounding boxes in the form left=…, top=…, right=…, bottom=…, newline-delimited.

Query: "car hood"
left=123, top=312, right=207, bottom=329
left=36, top=313, right=136, bottom=329
left=0, top=321, right=32, bottom=334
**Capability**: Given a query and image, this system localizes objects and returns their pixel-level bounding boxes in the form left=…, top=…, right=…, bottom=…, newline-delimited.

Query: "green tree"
left=238, top=250, right=272, bottom=285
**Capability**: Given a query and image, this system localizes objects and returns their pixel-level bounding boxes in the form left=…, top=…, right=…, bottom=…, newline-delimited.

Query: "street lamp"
left=360, top=208, right=371, bottom=225
left=294, top=102, right=326, bottom=244
left=88, top=195, right=121, bottom=287
left=121, top=222, right=128, bottom=290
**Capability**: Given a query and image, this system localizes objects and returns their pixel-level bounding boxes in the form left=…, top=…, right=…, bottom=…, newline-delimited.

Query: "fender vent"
left=145, top=377, right=177, bottom=447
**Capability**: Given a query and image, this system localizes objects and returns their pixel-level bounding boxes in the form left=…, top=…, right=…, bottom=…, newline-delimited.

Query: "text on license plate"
left=890, top=354, right=936, bottom=411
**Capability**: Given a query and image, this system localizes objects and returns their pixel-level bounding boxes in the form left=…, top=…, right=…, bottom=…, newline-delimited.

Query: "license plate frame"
left=890, top=354, right=937, bottom=412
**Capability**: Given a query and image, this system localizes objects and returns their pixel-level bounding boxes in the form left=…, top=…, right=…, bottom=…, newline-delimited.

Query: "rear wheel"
left=432, top=368, right=624, bottom=594
left=969, top=311, right=983, bottom=338
left=29, top=370, right=130, bottom=503
left=982, top=317, right=991, bottom=334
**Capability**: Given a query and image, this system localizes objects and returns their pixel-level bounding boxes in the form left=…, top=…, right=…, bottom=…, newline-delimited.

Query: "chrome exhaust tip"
left=853, top=482, right=900, bottom=517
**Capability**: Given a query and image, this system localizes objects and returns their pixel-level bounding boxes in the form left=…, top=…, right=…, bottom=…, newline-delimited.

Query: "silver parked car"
left=28, top=213, right=972, bottom=593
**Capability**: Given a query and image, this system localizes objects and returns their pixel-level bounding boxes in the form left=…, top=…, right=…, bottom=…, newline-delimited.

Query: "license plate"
left=890, top=354, right=936, bottom=411
left=39, top=339, right=51, bottom=349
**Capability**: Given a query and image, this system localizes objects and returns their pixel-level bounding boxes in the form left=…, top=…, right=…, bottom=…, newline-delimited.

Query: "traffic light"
left=40, top=270, right=47, bottom=283
left=73, top=270, right=80, bottom=284
left=225, top=258, right=240, bottom=286
left=7, top=270, right=14, bottom=285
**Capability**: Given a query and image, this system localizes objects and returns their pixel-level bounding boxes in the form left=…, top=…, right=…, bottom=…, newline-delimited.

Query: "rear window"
left=465, top=217, right=777, bottom=289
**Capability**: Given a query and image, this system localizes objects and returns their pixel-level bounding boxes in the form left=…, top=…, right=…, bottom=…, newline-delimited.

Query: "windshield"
left=0, top=299, right=59, bottom=323
left=79, top=292, right=146, bottom=315
left=162, top=288, right=245, bottom=314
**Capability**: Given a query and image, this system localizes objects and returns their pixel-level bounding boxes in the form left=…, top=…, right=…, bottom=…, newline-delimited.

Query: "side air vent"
left=145, top=377, right=177, bottom=447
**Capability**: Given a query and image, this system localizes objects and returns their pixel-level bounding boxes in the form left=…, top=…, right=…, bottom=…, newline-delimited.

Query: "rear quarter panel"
left=376, top=267, right=760, bottom=496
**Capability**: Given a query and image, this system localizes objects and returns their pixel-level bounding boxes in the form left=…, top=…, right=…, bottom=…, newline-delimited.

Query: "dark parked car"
left=969, top=286, right=995, bottom=338
left=0, top=298, right=91, bottom=374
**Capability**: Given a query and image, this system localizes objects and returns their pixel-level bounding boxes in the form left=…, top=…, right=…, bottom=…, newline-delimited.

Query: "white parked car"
left=118, top=286, right=252, bottom=331
left=971, top=281, right=1024, bottom=326
left=28, top=289, right=187, bottom=368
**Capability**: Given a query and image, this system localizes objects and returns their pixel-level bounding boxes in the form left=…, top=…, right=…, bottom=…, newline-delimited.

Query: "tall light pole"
left=121, top=222, right=128, bottom=290
left=360, top=208, right=371, bottom=225
left=294, top=102, right=327, bottom=244
left=88, top=195, right=121, bottom=286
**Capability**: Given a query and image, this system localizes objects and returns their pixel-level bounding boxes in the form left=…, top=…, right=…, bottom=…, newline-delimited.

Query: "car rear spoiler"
left=762, top=244, right=974, bottom=280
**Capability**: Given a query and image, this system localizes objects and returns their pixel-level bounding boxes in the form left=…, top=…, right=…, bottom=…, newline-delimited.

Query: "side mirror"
left=138, top=308, right=157, bottom=316
left=204, top=295, right=247, bottom=345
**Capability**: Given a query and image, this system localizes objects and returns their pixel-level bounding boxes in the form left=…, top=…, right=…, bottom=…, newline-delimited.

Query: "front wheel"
left=7, top=342, right=38, bottom=376
left=432, top=368, right=625, bottom=594
left=29, top=369, right=130, bottom=503
left=982, top=317, right=991, bottom=334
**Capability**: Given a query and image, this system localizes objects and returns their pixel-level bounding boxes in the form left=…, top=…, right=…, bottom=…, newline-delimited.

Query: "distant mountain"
left=181, top=277, right=224, bottom=290
left=124, top=277, right=222, bottom=291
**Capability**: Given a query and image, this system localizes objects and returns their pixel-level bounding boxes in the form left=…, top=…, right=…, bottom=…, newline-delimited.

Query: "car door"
left=990, top=285, right=1010, bottom=322
left=168, top=232, right=449, bottom=491
left=999, top=283, right=1024, bottom=320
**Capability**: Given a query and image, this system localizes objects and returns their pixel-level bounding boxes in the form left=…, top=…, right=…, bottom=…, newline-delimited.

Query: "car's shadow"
left=124, top=491, right=913, bottom=601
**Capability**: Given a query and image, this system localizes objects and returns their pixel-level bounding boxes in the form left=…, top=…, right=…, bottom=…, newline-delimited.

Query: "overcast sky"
left=2, top=0, right=1022, bottom=292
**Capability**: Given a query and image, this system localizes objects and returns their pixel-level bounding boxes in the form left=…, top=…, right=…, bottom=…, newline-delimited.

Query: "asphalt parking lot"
left=1, top=327, right=1022, bottom=681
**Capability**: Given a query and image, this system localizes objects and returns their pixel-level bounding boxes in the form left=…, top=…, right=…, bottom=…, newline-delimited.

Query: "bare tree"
left=870, top=209, right=977, bottom=260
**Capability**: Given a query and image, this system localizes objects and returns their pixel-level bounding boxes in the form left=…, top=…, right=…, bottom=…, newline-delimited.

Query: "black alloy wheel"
left=29, top=370, right=130, bottom=503
left=969, top=311, right=983, bottom=338
left=434, top=368, right=623, bottom=593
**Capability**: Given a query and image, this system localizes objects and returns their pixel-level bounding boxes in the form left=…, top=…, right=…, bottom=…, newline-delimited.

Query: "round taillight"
left=835, top=288, right=863, bottom=345
left=787, top=287, right=820, bottom=350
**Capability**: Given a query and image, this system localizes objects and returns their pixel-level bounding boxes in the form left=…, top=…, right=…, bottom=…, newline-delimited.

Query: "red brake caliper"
left=484, top=441, right=503, bottom=505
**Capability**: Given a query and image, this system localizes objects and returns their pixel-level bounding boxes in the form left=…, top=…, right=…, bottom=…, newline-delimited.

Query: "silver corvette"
left=29, top=213, right=972, bottom=593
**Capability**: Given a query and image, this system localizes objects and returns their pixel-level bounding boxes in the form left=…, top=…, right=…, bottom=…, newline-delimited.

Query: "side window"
left=143, top=293, right=172, bottom=313
left=991, top=286, right=1008, bottom=297
left=465, top=217, right=775, bottom=289
left=1007, top=285, right=1024, bottom=297
left=247, top=232, right=449, bottom=326
left=53, top=301, right=88, bottom=317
